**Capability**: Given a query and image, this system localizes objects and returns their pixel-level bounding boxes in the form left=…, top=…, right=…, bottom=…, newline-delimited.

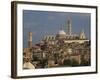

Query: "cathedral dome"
left=58, top=30, right=66, bottom=35
left=57, top=30, right=66, bottom=39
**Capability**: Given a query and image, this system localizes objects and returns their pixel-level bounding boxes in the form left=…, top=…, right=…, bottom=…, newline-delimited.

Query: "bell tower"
left=67, top=18, right=72, bottom=35
left=28, top=32, right=33, bottom=48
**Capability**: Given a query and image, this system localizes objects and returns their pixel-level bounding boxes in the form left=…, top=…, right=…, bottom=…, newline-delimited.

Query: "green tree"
left=63, top=59, right=72, bottom=66
left=71, top=59, right=79, bottom=66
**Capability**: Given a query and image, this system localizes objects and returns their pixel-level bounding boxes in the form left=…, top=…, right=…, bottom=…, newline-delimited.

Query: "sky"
left=23, top=10, right=91, bottom=48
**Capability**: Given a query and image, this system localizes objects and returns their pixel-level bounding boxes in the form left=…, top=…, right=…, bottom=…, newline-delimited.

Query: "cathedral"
left=43, top=18, right=89, bottom=44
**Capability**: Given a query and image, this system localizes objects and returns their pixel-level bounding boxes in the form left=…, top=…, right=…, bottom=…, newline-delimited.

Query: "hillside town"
left=23, top=18, right=91, bottom=69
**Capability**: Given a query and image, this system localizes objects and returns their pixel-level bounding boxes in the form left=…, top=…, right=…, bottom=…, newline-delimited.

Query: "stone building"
left=23, top=17, right=90, bottom=68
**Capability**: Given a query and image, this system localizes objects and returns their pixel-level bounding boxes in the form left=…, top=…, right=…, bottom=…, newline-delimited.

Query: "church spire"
left=79, top=29, right=86, bottom=39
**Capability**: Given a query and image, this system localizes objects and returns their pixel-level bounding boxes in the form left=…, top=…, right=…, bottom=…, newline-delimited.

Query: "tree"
left=63, top=59, right=72, bottom=66
left=80, top=54, right=90, bottom=66
left=71, top=59, right=79, bottom=66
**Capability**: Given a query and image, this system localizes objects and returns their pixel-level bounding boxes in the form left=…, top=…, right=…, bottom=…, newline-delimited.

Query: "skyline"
left=23, top=10, right=91, bottom=48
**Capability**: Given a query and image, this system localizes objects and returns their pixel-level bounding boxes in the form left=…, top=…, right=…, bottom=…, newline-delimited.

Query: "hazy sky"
left=23, top=10, right=91, bottom=48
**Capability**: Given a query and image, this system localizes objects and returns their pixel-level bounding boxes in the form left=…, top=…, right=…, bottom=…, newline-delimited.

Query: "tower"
left=67, top=18, right=72, bottom=35
left=28, top=32, right=33, bottom=48
left=79, top=29, right=86, bottom=39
